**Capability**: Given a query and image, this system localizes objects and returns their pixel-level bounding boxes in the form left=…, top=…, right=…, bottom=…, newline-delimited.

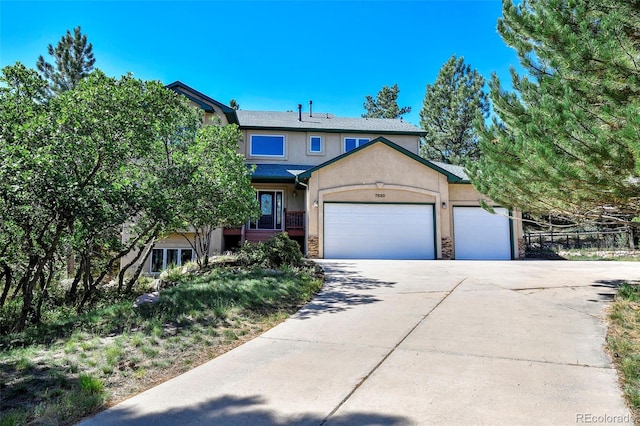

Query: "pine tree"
left=362, top=83, right=411, bottom=119
left=468, top=0, right=640, bottom=224
left=36, top=26, right=96, bottom=96
left=419, top=55, right=489, bottom=165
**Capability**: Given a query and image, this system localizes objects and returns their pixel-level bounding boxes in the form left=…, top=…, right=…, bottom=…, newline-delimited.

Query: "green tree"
left=36, top=26, right=96, bottom=96
left=229, top=99, right=240, bottom=110
left=419, top=55, right=489, bottom=165
left=174, top=124, right=260, bottom=267
left=468, top=0, right=640, bottom=224
left=0, top=64, right=201, bottom=327
left=362, top=83, right=411, bottom=119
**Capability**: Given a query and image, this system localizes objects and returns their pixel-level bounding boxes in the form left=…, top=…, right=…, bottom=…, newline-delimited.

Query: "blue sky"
left=0, top=0, right=520, bottom=125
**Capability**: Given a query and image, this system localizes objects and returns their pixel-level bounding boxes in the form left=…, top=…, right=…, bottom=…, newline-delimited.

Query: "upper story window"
left=309, top=136, right=322, bottom=153
left=250, top=134, right=285, bottom=157
left=344, top=137, right=370, bottom=152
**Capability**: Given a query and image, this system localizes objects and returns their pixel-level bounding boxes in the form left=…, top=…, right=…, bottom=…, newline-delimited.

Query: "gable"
left=166, top=81, right=239, bottom=125
left=297, top=137, right=464, bottom=183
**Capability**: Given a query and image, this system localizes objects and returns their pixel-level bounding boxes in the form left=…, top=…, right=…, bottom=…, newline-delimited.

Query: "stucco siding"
left=119, top=229, right=224, bottom=276
left=449, top=183, right=486, bottom=203
left=204, top=111, right=230, bottom=126
left=252, top=183, right=305, bottom=212
left=239, top=129, right=420, bottom=165
left=307, top=143, right=447, bottom=258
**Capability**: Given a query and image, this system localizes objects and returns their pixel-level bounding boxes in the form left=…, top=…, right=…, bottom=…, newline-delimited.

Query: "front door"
left=253, top=191, right=283, bottom=230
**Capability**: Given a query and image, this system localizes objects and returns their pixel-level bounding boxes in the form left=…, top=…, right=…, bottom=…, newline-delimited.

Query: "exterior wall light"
left=313, top=200, right=319, bottom=208
left=441, top=202, right=447, bottom=209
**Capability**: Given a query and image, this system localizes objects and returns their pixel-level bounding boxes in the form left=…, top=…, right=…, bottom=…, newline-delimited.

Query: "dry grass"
left=0, top=266, right=322, bottom=426
left=608, top=284, right=640, bottom=422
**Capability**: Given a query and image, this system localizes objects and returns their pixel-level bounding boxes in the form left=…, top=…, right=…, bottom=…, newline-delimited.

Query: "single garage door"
left=324, top=203, right=435, bottom=259
left=453, top=207, right=511, bottom=260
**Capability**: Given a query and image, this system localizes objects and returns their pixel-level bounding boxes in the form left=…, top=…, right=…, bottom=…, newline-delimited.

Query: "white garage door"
left=324, top=203, right=435, bottom=259
left=453, top=207, right=511, bottom=260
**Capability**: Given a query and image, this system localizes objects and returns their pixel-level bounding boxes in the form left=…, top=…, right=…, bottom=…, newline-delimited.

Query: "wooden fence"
left=525, top=228, right=636, bottom=251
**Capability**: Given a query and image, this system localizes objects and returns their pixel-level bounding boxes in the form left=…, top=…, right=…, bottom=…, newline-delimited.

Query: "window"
left=150, top=248, right=194, bottom=273
left=250, top=135, right=285, bottom=157
left=344, top=137, right=370, bottom=152
left=309, top=136, right=322, bottom=153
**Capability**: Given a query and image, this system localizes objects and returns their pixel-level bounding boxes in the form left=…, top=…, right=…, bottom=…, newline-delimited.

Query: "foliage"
left=229, top=99, right=240, bottom=110
left=159, top=265, right=185, bottom=284
left=237, top=233, right=304, bottom=269
left=362, top=83, right=411, bottom=119
left=0, top=63, right=203, bottom=329
left=173, top=124, right=260, bottom=267
left=469, top=0, right=640, bottom=225
left=618, top=283, right=640, bottom=302
left=0, top=267, right=322, bottom=425
left=419, top=55, right=489, bottom=165
left=78, top=373, right=104, bottom=394
left=36, top=26, right=96, bottom=96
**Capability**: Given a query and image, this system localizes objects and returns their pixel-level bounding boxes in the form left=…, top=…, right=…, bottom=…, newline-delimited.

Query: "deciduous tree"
left=174, top=124, right=260, bottom=267
left=0, top=64, right=200, bottom=327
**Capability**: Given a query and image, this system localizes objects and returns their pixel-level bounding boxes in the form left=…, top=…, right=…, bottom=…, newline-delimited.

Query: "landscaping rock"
left=133, top=291, right=160, bottom=308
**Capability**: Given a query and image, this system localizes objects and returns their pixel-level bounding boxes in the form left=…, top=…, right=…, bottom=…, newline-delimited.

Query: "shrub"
left=78, top=374, right=104, bottom=394
left=159, top=265, right=185, bottom=284
left=237, top=233, right=303, bottom=268
left=619, top=283, right=640, bottom=302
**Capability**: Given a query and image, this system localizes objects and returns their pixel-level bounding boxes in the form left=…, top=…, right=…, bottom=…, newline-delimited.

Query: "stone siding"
left=441, top=237, right=453, bottom=260
left=307, top=235, right=319, bottom=258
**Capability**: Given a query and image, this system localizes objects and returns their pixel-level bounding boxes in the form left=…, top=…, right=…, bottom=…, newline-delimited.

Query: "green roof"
left=166, top=81, right=239, bottom=125
left=249, top=164, right=314, bottom=183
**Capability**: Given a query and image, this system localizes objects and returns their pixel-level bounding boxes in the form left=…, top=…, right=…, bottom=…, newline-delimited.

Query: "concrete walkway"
left=80, top=260, right=640, bottom=425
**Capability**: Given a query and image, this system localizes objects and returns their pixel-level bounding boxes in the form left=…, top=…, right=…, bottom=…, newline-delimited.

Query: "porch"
left=223, top=170, right=311, bottom=252
left=223, top=210, right=305, bottom=245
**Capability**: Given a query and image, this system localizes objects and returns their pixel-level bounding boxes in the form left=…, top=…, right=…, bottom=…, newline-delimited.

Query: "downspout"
left=295, top=175, right=310, bottom=255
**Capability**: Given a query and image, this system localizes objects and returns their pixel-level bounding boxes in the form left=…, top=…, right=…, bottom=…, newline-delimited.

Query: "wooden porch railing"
left=285, top=210, right=305, bottom=231
left=224, top=211, right=305, bottom=240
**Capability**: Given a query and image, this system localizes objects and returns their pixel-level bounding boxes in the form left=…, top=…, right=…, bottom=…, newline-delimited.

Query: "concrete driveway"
left=80, top=260, right=640, bottom=425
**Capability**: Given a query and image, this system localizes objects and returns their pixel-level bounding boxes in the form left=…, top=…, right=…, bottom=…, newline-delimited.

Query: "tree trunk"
left=118, top=231, right=157, bottom=291
left=77, top=253, right=94, bottom=311
left=67, top=257, right=84, bottom=303
left=34, top=263, right=54, bottom=325
left=124, top=235, right=156, bottom=293
left=0, top=263, right=12, bottom=308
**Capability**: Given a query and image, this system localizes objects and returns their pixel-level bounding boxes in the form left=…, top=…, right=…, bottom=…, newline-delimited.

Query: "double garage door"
left=324, top=203, right=435, bottom=259
left=323, top=203, right=511, bottom=260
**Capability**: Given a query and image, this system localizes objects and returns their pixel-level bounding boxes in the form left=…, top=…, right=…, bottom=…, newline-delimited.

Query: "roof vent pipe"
left=309, top=100, right=313, bottom=117
left=298, top=104, right=302, bottom=121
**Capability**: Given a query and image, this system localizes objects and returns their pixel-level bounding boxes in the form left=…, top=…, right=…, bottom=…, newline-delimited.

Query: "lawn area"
left=608, top=282, right=640, bottom=421
left=0, top=263, right=323, bottom=426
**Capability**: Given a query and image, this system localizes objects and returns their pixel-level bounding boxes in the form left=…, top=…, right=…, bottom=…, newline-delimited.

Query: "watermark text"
left=576, top=413, right=632, bottom=424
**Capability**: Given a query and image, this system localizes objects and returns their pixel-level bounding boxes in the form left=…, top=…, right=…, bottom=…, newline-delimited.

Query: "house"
left=129, top=82, right=525, bottom=274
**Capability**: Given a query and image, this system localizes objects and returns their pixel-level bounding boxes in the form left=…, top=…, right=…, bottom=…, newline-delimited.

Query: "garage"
left=323, top=203, right=435, bottom=259
left=453, top=207, right=512, bottom=260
